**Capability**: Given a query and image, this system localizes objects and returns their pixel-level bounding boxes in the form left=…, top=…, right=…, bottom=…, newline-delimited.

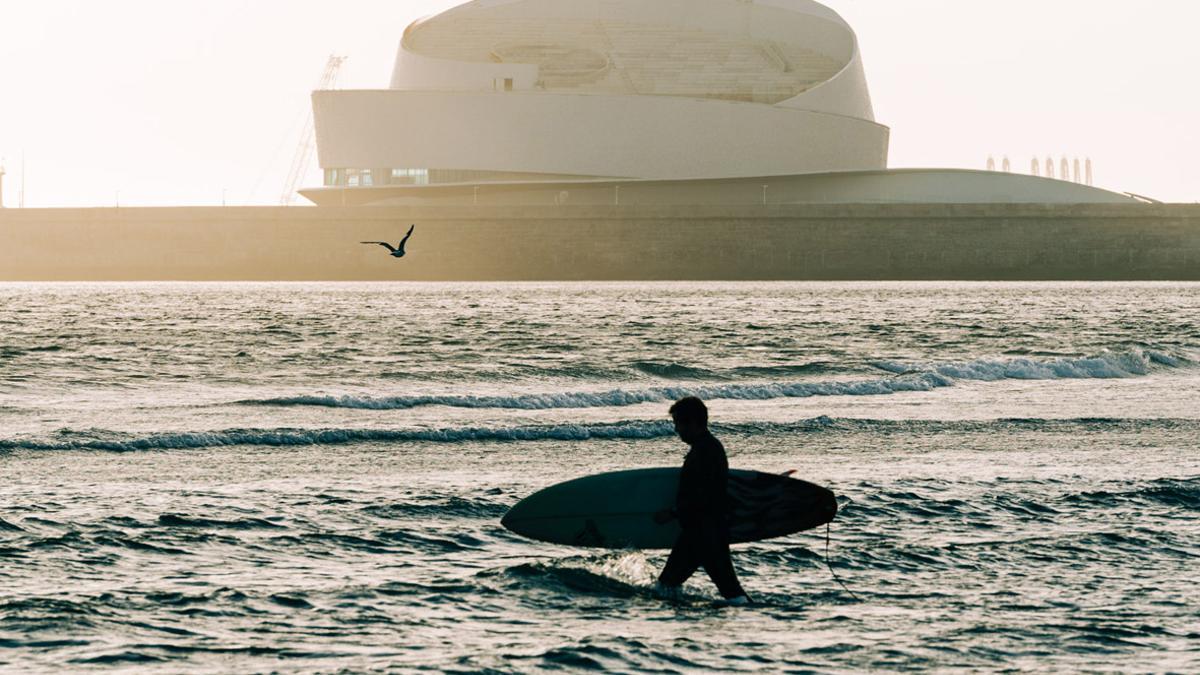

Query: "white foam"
left=250, top=374, right=952, bottom=412
left=239, top=349, right=1187, bottom=413
left=3, top=416, right=1194, bottom=452
left=875, top=348, right=1181, bottom=382
left=0, top=421, right=678, bottom=452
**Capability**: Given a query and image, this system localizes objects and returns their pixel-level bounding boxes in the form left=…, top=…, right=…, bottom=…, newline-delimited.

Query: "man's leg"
left=700, top=532, right=748, bottom=601
left=658, top=530, right=701, bottom=590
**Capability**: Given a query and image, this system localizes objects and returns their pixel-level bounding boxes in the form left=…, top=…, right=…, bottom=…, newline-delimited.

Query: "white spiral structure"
left=306, top=0, right=1136, bottom=204
left=312, top=0, right=886, bottom=185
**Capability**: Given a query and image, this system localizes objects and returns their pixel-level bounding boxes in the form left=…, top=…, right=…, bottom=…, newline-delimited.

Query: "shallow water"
left=1, top=282, right=1198, bottom=672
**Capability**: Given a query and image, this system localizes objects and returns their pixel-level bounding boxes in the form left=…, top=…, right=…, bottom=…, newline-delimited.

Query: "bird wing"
left=399, top=224, right=416, bottom=247
left=361, top=241, right=397, bottom=252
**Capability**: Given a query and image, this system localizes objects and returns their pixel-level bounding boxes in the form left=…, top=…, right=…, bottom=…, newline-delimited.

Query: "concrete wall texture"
left=1, top=204, right=1198, bottom=281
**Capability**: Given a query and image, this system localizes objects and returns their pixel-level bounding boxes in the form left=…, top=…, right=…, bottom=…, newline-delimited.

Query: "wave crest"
left=2, top=417, right=1195, bottom=453
left=873, top=348, right=1184, bottom=381
left=243, top=374, right=951, bottom=412
left=0, top=421, right=676, bottom=452
left=240, top=348, right=1186, bottom=413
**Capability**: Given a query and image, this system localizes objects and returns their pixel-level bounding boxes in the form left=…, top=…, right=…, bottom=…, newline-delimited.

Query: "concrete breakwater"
left=1, top=203, right=1198, bottom=280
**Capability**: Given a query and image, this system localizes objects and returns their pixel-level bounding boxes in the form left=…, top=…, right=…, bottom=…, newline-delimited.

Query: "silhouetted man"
left=654, top=397, right=750, bottom=605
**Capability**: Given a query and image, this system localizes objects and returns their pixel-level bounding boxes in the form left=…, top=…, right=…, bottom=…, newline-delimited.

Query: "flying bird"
left=362, top=225, right=416, bottom=258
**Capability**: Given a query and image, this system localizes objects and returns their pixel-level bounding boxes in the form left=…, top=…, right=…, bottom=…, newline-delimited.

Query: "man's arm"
left=675, top=451, right=716, bottom=526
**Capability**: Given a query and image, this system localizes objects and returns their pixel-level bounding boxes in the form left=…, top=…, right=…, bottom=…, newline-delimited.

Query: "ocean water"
left=1, top=282, right=1198, bottom=673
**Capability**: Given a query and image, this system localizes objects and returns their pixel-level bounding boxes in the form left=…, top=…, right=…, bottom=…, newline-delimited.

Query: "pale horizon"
left=0, top=0, right=1197, bottom=207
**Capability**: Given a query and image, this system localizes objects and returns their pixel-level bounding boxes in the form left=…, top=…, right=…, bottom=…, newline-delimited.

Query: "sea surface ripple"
left=1, top=282, right=1198, bottom=673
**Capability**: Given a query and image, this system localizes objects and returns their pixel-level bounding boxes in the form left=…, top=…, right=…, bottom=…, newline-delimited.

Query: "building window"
left=391, top=168, right=429, bottom=185
left=340, top=168, right=373, bottom=187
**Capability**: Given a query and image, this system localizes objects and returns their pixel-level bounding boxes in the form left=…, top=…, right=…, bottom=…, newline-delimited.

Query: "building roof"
left=399, top=0, right=859, bottom=106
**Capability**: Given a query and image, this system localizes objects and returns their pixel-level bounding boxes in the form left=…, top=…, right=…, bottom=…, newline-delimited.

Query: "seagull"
left=361, top=225, right=415, bottom=258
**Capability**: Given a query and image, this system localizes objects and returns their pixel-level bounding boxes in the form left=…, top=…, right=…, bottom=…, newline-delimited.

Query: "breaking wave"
left=241, top=349, right=1187, bottom=412
left=873, top=348, right=1185, bottom=381
left=242, top=374, right=951, bottom=412
left=627, top=361, right=833, bottom=380
left=0, top=421, right=677, bottom=452
left=3, top=417, right=1196, bottom=453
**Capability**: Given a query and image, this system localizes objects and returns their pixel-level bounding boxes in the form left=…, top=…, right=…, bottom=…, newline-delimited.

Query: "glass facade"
left=392, top=169, right=430, bottom=185
left=323, top=168, right=606, bottom=187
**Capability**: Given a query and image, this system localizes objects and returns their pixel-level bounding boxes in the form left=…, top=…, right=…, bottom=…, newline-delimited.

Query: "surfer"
left=654, top=397, right=750, bottom=606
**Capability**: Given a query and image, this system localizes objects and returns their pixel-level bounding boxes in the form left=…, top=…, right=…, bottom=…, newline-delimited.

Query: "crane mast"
left=280, top=55, right=347, bottom=205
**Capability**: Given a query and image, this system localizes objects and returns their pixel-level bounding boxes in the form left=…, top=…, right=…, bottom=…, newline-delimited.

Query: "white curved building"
left=303, top=0, right=1135, bottom=205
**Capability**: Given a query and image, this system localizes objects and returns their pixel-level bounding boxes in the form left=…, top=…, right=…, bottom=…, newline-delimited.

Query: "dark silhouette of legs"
left=658, top=526, right=746, bottom=600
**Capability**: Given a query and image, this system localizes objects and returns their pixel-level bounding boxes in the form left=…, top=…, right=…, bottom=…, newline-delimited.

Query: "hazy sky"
left=0, top=0, right=1196, bottom=207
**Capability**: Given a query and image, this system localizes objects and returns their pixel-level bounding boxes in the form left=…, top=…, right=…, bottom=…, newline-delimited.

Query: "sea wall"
left=1, top=203, right=1198, bottom=281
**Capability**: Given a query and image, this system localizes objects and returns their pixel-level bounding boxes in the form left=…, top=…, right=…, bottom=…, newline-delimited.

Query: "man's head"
left=669, top=397, right=708, bottom=443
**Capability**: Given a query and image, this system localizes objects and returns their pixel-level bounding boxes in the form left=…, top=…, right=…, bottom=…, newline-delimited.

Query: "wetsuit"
left=658, top=431, right=747, bottom=599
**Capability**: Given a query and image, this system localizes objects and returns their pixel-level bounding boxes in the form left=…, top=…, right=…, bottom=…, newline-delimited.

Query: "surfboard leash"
left=825, top=522, right=862, bottom=602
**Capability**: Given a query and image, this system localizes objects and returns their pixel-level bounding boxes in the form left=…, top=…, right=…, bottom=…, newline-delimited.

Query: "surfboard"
left=501, top=468, right=838, bottom=550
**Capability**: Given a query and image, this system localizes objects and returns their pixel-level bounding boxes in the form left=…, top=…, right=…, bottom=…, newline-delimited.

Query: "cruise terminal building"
left=303, top=0, right=1135, bottom=207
